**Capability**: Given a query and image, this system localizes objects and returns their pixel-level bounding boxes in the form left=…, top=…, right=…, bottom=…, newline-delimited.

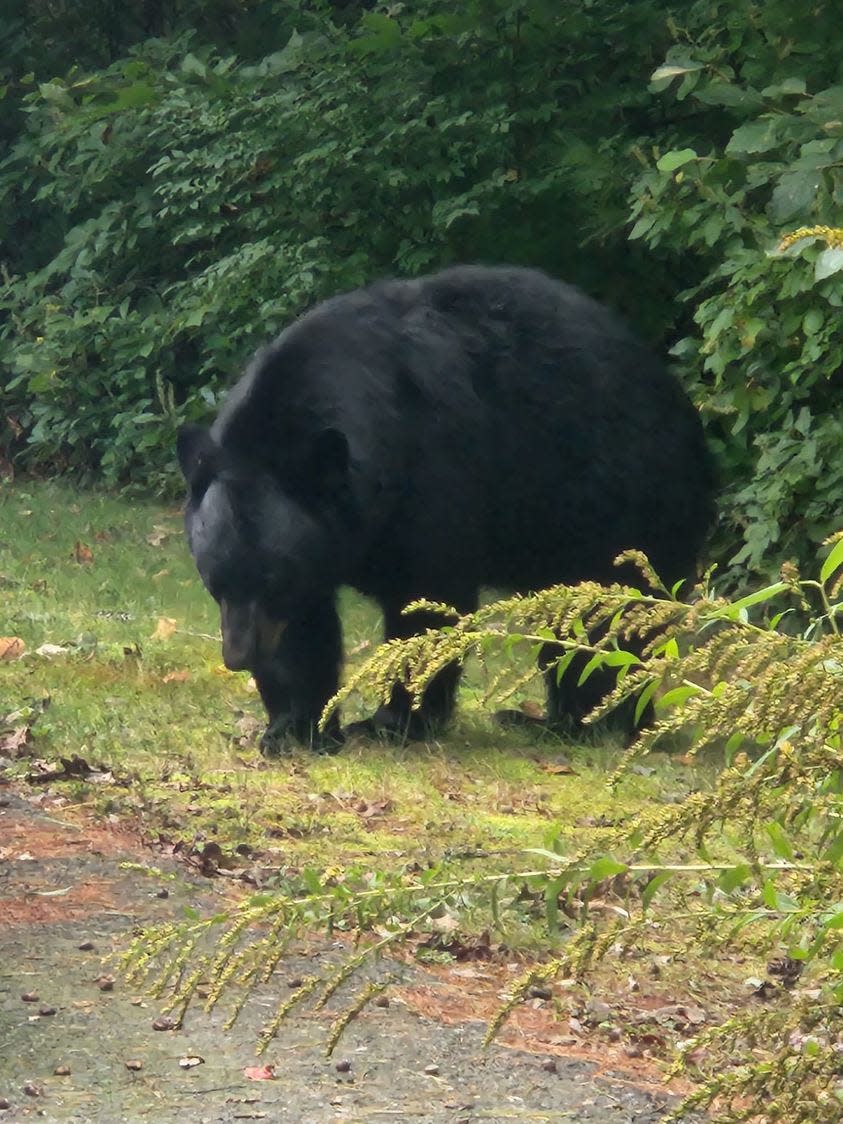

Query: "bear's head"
left=176, top=423, right=349, bottom=671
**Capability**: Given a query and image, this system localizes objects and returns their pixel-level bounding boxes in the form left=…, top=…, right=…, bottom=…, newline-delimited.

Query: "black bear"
left=177, top=265, right=713, bottom=749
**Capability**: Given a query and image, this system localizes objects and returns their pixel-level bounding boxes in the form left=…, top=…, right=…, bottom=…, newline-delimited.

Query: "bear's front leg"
left=253, top=599, right=343, bottom=753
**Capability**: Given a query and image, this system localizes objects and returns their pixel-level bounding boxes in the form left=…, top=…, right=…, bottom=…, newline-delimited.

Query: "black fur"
left=178, top=265, right=714, bottom=749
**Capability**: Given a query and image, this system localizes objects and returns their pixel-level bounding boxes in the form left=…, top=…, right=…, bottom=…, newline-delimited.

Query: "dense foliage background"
left=1, top=0, right=841, bottom=589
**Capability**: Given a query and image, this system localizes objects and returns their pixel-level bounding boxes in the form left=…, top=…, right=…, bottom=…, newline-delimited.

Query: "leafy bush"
left=628, top=0, right=843, bottom=589
left=0, top=2, right=680, bottom=488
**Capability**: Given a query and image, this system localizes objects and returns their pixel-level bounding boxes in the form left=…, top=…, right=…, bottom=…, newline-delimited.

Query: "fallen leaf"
left=146, top=525, right=171, bottom=546
left=72, top=542, right=94, bottom=564
left=0, top=637, right=25, bottom=660
left=178, top=1056, right=205, bottom=1069
left=357, top=798, right=394, bottom=818
left=35, top=643, right=70, bottom=658
left=162, top=669, right=190, bottom=684
left=151, top=617, right=178, bottom=641
left=244, top=1065, right=276, bottom=1081
left=540, top=760, right=578, bottom=776
left=0, top=726, right=30, bottom=755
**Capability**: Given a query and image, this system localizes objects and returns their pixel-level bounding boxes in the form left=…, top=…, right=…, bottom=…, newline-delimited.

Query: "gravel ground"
left=0, top=791, right=689, bottom=1123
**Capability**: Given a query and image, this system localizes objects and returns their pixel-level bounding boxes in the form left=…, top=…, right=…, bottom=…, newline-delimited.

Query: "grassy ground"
left=3, top=479, right=766, bottom=1070
left=1, top=479, right=710, bottom=872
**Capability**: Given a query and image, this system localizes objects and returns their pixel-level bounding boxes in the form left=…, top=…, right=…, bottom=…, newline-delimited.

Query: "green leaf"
left=765, top=821, right=795, bottom=861
left=554, top=649, right=577, bottom=685
left=587, top=856, right=628, bottom=883
left=721, top=582, right=789, bottom=616
left=802, top=309, right=824, bottom=336
left=761, top=879, right=777, bottom=909
left=656, top=148, right=698, bottom=172
left=815, top=248, right=843, bottom=281
left=726, top=120, right=779, bottom=156
left=695, top=82, right=763, bottom=111
left=490, top=878, right=502, bottom=929
left=545, top=877, right=565, bottom=936
left=820, top=537, right=843, bottom=585
left=181, top=53, right=207, bottom=78
left=524, top=848, right=568, bottom=864
left=651, top=63, right=703, bottom=82
left=655, top=684, right=702, bottom=712
left=718, top=864, right=752, bottom=894
left=770, top=170, right=821, bottom=223
left=641, top=871, right=673, bottom=911
left=762, top=880, right=801, bottom=913
left=634, top=678, right=659, bottom=725
left=577, top=653, right=604, bottom=685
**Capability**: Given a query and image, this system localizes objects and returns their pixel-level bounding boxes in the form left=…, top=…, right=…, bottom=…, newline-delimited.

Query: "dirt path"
left=0, top=789, right=689, bottom=1123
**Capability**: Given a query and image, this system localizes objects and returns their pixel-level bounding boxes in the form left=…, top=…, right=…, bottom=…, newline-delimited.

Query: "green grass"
left=1, top=479, right=709, bottom=875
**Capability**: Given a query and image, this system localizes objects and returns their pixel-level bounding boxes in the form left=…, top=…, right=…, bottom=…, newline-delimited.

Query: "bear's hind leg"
left=347, top=596, right=476, bottom=742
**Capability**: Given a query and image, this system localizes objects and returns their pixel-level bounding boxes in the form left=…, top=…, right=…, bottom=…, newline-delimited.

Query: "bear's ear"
left=177, top=424, right=221, bottom=492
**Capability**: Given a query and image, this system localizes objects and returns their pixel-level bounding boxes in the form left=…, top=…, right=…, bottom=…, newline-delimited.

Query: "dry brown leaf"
left=358, top=799, right=394, bottom=819
left=244, top=1064, right=276, bottom=1081
left=146, top=525, right=171, bottom=547
left=0, top=637, right=25, bottom=661
left=151, top=617, right=177, bottom=641
left=72, top=542, right=94, bottom=564
left=162, top=669, right=190, bottom=684
left=540, top=758, right=577, bottom=775
left=0, top=726, right=31, bottom=755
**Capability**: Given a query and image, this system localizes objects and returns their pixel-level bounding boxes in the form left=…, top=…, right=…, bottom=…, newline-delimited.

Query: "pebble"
left=529, top=985, right=553, bottom=1000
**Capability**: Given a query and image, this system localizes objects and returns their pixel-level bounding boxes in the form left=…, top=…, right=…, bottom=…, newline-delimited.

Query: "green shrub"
left=628, top=0, right=843, bottom=589
left=0, top=2, right=682, bottom=487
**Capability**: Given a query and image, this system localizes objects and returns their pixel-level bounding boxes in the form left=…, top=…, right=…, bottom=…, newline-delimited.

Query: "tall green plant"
left=121, top=533, right=843, bottom=1123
